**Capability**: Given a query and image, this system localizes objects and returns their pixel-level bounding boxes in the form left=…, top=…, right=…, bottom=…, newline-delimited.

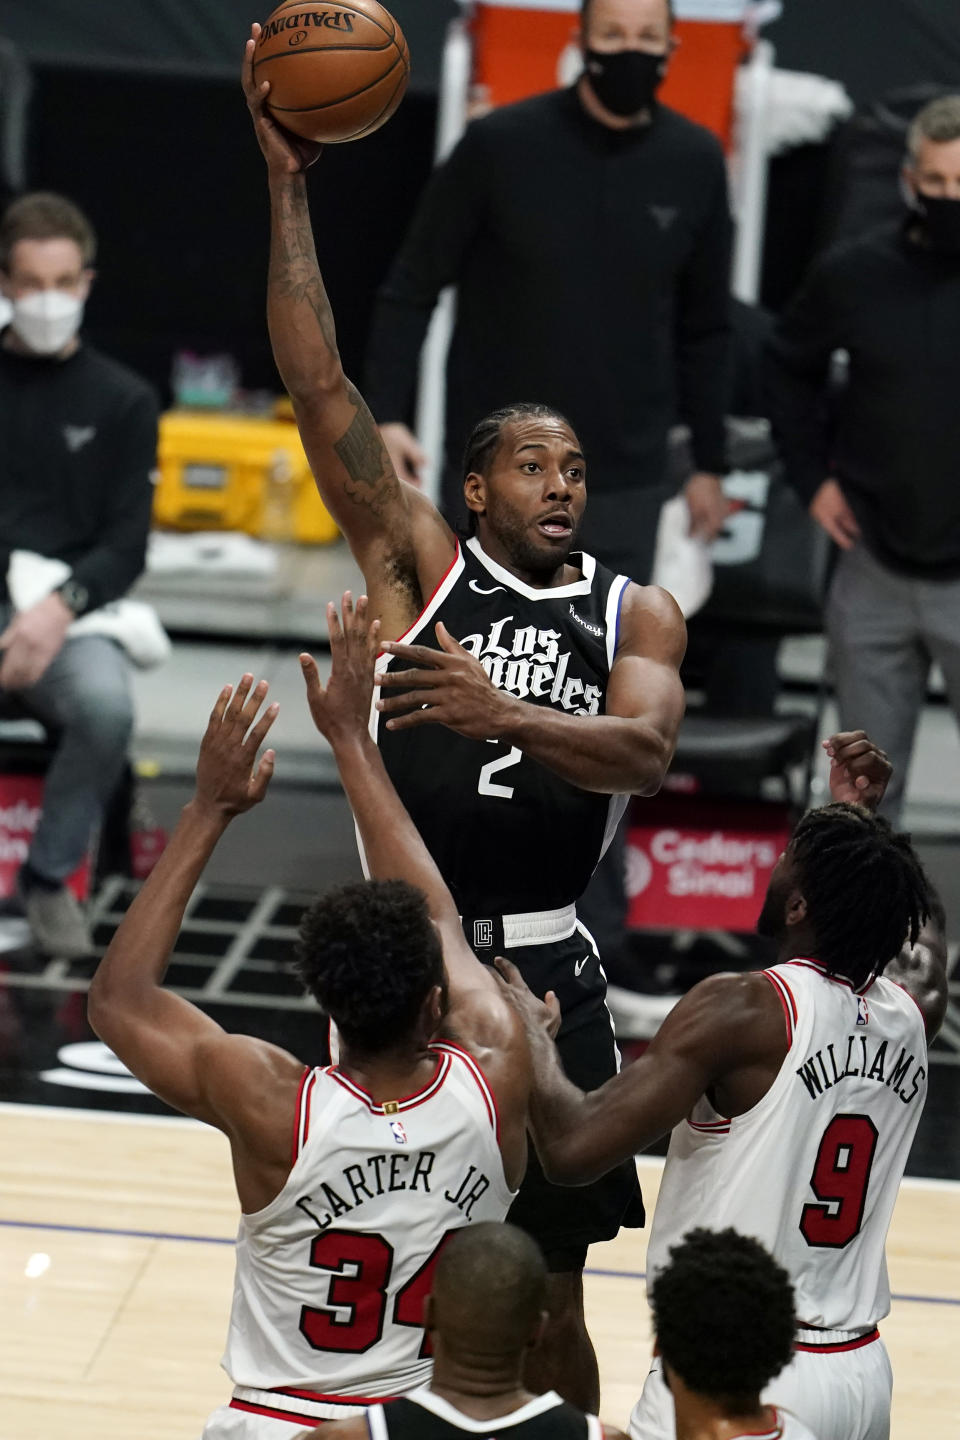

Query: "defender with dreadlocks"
left=244, top=32, right=686, bottom=1413
left=497, top=731, right=947, bottom=1440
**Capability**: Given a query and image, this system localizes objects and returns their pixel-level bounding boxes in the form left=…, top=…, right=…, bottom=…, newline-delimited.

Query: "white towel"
left=7, top=551, right=171, bottom=669
left=650, top=497, right=714, bottom=619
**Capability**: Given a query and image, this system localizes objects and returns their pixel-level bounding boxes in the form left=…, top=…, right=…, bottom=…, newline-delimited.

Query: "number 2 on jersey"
left=800, top=1113, right=878, bottom=1248
left=300, top=1229, right=457, bottom=1355
left=478, top=746, right=521, bottom=799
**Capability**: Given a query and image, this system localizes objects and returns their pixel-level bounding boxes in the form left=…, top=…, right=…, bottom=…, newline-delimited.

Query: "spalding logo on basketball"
left=255, top=1, right=410, bottom=145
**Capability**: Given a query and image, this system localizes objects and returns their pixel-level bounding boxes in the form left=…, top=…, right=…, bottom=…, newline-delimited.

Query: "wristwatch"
left=55, top=577, right=90, bottom=618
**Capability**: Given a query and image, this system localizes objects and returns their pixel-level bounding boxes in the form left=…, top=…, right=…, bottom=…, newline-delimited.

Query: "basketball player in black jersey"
left=308, top=1223, right=627, bottom=1440
left=245, top=39, right=687, bottom=1411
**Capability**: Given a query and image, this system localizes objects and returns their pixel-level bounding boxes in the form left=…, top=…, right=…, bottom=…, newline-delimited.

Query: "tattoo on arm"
left=269, top=175, right=338, bottom=355
left=334, top=382, right=402, bottom=517
left=268, top=179, right=411, bottom=555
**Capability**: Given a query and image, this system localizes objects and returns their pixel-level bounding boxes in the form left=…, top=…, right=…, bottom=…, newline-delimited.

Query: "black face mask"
left=914, top=190, right=960, bottom=255
left=583, top=47, right=667, bottom=119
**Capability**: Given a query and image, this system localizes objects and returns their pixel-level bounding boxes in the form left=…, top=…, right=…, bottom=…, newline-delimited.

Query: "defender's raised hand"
left=243, top=24, right=322, bottom=175
left=494, top=956, right=562, bottom=1041
left=824, top=729, right=892, bottom=811
left=301, top=593, right=381, bottom=745
left=377, top=622, right=514, bottom=740
left=194, top=675, right=278, bottom=819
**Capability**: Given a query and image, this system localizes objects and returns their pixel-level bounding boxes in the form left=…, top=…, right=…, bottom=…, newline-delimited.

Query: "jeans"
left=0, top=617, right=134, bottom=882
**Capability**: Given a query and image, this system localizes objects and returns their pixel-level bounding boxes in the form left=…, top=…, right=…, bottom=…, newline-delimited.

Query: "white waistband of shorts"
left=230, top=1384, right=369, bottom=1421
left=464, top=903, right=578, bottom=947
left=795, top=1324, right=879, bottom=1348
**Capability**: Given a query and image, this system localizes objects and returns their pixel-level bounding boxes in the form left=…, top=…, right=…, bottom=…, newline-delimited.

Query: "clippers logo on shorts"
left=458, top=616, right=602, bottom=715
left=857, top=996, right=870, bottom=1027
left=474, top=919, right=494, bottom=949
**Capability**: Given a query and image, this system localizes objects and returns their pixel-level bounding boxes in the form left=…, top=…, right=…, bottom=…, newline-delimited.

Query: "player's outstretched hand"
left=301, top=593, right=381, bottom=746
left=243, top=24, right=322, bottom=175
left=377, top=622, right=514, bottom=740
left=823, top=729, right=892, bottom=811
left=493, top=957, right=562, bottom=1041
left=194, top=674, right=278, bottom=819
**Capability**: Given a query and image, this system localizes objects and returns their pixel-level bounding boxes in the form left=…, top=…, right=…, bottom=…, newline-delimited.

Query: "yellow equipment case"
left=154, top=410, right=338, bottom=543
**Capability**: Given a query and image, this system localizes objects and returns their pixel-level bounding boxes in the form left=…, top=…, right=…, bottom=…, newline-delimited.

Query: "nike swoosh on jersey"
left=468, top=579, right=506, bottom=595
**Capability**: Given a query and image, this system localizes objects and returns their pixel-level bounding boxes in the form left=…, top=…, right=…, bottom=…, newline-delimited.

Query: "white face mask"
left=11, top=289, right=85, bottom=355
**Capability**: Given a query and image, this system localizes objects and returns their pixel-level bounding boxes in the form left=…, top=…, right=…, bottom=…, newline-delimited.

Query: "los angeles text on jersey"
left=796, top=1035, right=926, bottom=1106
left=458, top=616, right=602, bottom=715
left=294, top=1152, right=493, bottom=1231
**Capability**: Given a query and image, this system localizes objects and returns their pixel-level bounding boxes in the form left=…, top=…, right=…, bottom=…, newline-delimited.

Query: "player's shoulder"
left=615, top=581, right=686, bottom=661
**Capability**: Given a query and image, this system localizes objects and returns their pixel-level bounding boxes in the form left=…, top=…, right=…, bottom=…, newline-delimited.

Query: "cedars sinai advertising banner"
left=626, top=795, right=791, bottom=932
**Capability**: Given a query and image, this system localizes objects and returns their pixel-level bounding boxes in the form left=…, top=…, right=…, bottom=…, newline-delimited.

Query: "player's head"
left=0, top=192, right=95, bottom=355
left=295, top=879, right=446, bottom=1054
left=651, top=1228, right=796, bottom=1414
left=462, top=402, right=586, bottom=575
left=757, top=802, right=931, bottom=989
left=424, top=1222, right=548, bottom=1366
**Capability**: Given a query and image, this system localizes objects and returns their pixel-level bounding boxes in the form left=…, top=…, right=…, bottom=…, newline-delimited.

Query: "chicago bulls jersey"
left=373, top=538, right=631, bottom=915
left=222, top=1043, right=514, bottom=1420
left=647, top=961, right=928, bottom=1331
left=366, top=1390, right=604, bottom=1439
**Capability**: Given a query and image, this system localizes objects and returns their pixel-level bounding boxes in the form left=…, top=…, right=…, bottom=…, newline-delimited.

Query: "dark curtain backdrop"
left=21, top=64, right=437, bottom=401
left=0, top=1, right=459, bottom=88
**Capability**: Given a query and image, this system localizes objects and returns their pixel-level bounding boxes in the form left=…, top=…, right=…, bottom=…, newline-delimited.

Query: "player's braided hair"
left=790, top=802, right=931, bottom=990
left=295, top=879, right=444, bottom=1053
left=461, top=401, right=576, bottom=481
left=460, top=401, right=578, bottom=536
left=651, top=1228, right=796, bottom=1405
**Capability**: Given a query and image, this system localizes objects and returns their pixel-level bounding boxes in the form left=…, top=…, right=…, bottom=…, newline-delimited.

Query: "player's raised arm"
left=242, top=29, right=454, bottom=636
left=301, top=595, right=530, bottom=1181
left=299, top=595, right=496, bottom=997
left=87, top=679, right=302, bottom=1129
left=495, top=958, right=782, bottom=1184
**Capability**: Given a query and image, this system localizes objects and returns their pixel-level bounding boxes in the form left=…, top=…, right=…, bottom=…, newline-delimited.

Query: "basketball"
left=254, top=1, right=410, bottom=145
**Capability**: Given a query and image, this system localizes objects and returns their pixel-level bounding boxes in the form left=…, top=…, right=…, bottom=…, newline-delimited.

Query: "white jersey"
left=647, top=959, right=928, bottom=1332
left=220, top=1042, right=514, bottom=1428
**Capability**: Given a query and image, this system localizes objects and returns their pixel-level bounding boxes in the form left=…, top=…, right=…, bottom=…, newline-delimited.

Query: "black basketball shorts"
left=475, top=920, right=645, bottom=1269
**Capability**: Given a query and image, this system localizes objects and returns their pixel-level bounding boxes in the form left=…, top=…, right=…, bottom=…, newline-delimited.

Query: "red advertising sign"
left=0, top=773, right=90, bottom=901
left=627, top=796, right=792, bottom=933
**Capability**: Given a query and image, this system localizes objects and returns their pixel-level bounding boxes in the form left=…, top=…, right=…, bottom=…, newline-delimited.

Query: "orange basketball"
left=254, top=1, right=409, bottom=145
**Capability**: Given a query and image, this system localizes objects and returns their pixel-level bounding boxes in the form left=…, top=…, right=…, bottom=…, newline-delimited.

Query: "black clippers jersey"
left=374, top=537, right=630, bottom=915
left=367, top=1390, right=603, bottom=1439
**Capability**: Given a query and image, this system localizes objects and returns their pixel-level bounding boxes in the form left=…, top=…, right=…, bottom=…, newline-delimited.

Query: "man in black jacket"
left=365, top=0, right=733, bottom=579
left=0, top=192, right=157, bottom=955
left=766, top=95, right=960, bottom=824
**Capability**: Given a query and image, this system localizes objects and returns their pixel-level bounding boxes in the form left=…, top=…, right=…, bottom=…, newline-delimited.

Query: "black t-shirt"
left=0, top=338, right=158, bottom=611
left=375, top=538, right=629, bottom=917
left=765, top=221, right=960, bottom=578
left=365, top=89, right=732, bottom=493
